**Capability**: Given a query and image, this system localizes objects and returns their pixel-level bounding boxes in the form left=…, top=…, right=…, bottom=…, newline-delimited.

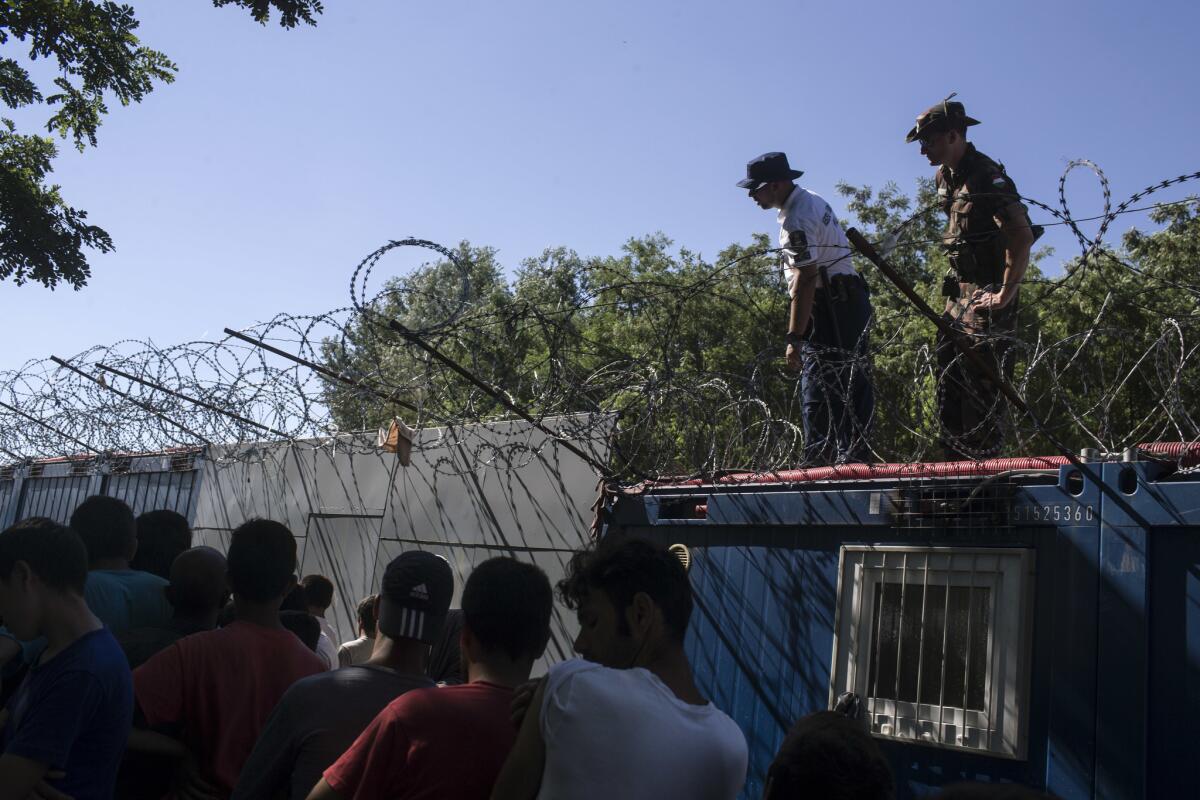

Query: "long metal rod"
left=50, top=356, right=213, bottom=447
left=0, top=398, right=100, bottom=455
left=377, top=314, right=610, bottom=475
left=95, top=362, right=290, bottom=440
left=222, top=327, right=420, bottom=413
left=846, top=228, right=1149, bottom=525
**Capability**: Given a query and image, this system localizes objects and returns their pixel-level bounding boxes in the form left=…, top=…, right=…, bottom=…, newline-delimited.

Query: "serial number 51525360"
left=1012, top=504, right=1095, bottom=523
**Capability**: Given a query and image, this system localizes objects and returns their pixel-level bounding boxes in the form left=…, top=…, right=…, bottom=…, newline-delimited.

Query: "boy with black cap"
left=739, top=152, right=875, bottom=465
left=309, top=557, right=554, bottom=800
left=235, top=550, right=453, bottom=800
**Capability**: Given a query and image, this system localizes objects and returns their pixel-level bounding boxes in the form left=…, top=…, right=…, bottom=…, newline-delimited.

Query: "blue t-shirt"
left=84, top=569, right=172, bottom=634
left=2, top=628, right=134, bottom=800
left=1, top=569, right=173, bottom=671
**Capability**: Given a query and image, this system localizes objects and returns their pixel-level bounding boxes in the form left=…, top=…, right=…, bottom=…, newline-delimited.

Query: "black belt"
left=815, top=272, right=865, bottom=303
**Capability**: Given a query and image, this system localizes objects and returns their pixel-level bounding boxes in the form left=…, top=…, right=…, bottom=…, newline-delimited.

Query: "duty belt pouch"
left=941, top=271, right=960, bottom=298
left=830, top=274, right=851, bottom=303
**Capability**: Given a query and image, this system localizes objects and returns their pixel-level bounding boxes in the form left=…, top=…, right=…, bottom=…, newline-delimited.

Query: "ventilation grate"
left=891, top=478, right=1015, bottom=532
left=668, top=543, right=692, bottom=571
left=169, top=451, right=197, bottom=472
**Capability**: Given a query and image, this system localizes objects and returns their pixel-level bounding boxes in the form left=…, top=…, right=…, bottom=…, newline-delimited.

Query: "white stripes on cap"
left=397, top=606, right=426, bottom=640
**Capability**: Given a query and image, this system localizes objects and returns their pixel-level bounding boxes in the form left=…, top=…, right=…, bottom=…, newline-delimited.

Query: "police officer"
left=739, top=152, right=874, bottom=465
left=906, top=98, right=1037, bottom=460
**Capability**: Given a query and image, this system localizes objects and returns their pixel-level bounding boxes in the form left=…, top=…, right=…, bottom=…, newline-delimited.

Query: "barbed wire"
left=1, top=160, right=1198, bottom=484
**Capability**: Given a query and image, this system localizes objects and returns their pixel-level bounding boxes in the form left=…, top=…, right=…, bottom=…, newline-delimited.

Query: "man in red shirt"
left=307, top=557, right=554, bottom=800
left=131, top=518, right=325, bottom=794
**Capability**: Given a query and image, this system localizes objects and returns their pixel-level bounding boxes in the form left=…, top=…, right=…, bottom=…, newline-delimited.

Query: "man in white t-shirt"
left=336, top=594, right=377, bottom=668
left=302, top=574, right=340, bottom=669
left=491, top=538, right=748, bottom=800
left=740, top=151, right=875, bottom=465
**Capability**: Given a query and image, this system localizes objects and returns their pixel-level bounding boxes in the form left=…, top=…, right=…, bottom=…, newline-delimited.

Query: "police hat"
left=905, top=98, right=980, bottom=143
left=737, top=152, right=804, bottom=192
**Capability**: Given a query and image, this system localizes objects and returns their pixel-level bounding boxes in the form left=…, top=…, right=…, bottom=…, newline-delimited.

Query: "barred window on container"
left=830, top=547, right=1034, bottom=759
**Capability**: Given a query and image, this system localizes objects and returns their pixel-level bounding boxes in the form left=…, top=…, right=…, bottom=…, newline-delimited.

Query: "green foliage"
left=320, top=188, right=1200, bottom=476
left=212, top=0, right=323, bottom=29
left=0, top=119, right=113, bottom=287
left=0, top=1, right=321, bottom=289
left=1018, top=202, right=1200, bottom=451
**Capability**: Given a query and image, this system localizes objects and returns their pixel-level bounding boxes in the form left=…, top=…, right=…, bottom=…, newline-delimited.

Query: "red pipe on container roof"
left=647, top=441, right=1200, bottom=490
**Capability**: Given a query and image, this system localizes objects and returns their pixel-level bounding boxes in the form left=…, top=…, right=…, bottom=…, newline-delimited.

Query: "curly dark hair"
left=557, top=537, right=692, bottom=642
left=765, top=711, right=895, bottom=800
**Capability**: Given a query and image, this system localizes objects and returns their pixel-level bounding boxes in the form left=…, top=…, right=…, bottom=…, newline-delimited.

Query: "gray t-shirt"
left=231, top=664, right=434, bottom=800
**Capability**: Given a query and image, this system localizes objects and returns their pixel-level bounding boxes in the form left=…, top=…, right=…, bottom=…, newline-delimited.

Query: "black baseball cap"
left=377, top=551, right=454, bottom=644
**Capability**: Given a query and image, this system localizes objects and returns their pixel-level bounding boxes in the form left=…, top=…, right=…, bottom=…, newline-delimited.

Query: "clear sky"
left=3, top=0, right=1197, bottom=367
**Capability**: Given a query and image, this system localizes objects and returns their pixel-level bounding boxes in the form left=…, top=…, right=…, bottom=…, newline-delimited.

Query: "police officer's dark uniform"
left=906, top=100, right=1037, bottom=460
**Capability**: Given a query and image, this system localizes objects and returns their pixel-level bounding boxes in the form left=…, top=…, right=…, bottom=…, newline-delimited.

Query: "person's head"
left=356, top=594, right=378, bottom=637
left=130, top=509, right=193, bottom=580
left=460, top=558, right=552, bottom=675
left=558, top=537, right=693, bottom=668
left=165, top=546, right=228, bottom=621
left=906, top=97, right=978, bottom=169
left=280, top=582, right=308, bottom=612
left=69, top=495, right=136, bottom=566
left=0, top=518, right=90, bottom=640
left=764, top=711, right=895, bottom=800
left=301, top=574, right=334, bottom=615
left=225, top=518, right=297, bottom=607
left=738, top=151, right=802, bottom=210
left=376, top=551, right=454, bottom=646
left=279, top=610, right=321, bottom=652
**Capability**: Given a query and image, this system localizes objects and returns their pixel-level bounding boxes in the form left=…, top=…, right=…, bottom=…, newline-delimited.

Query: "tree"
left=0, top=1, right=322, bottom=289
left=317, top=188, right=1200, bottom=479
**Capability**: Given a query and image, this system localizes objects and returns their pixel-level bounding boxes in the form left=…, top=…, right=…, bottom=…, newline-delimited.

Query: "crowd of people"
left=0, top=495, right=1059, bottom=799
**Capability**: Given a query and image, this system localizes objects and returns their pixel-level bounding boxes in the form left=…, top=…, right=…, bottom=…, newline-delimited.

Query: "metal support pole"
left=222, top=328, right=420, bottom=414
left=95, top=362, right=290, bottom=440
left=50, top=356, right=213, bottom=447
left=376, top=314, right=610, bottom=475
left=0, top=398, right=101, bottom=455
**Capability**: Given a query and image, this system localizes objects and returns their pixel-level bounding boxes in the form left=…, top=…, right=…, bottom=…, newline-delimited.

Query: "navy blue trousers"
left=799, top=279, right=875, bottom=465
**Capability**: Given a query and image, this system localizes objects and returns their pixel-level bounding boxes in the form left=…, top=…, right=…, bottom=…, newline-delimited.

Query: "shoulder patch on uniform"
left=787, top=229, right=812, bottom=261
left=822, top=204, right=832, bottom=226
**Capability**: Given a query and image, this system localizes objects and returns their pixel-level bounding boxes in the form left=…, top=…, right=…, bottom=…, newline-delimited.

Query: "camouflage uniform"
left=907, top=101, right=1035, bottom=459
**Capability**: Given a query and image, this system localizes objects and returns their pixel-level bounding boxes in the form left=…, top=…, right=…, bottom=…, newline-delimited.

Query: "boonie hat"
left=905, top=95, right=981, bottom=143
left=737, top=152, right=804, bottom=192
left=376, top=550, right=454, bottom=644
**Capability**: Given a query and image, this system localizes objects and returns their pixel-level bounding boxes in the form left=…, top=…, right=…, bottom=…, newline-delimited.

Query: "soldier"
left=739, top=152, right=874, bottom=465
left=906, top=97, right=1037, bottom=460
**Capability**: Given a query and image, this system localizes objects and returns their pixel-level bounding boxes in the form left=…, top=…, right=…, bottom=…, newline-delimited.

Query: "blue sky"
left=3, top=0, right=1197, bottom=367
